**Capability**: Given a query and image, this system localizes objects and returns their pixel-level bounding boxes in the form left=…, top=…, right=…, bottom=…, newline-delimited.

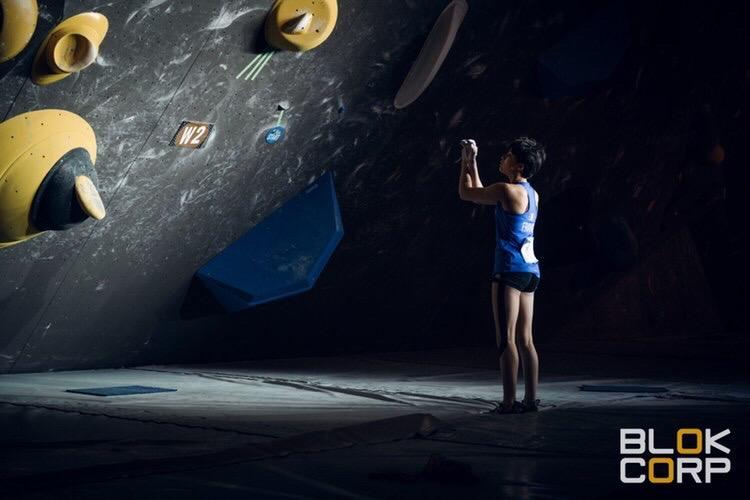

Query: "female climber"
left=457, top=137, right=546, bottom=413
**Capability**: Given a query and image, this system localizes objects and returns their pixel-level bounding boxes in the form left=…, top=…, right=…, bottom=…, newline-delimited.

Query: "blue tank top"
left=494, top=181, right=540, bottom=277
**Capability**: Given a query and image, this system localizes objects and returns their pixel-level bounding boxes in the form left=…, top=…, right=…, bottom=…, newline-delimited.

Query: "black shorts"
left=492, top=272, right=540, bottom=293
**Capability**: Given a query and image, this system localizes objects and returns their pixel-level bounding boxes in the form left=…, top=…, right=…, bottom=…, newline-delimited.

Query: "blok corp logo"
left=620, top=428, right=731, bottom=484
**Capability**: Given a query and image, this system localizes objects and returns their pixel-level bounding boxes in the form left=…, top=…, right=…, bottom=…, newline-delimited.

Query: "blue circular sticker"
left=265, top=126, right=286, bottom=144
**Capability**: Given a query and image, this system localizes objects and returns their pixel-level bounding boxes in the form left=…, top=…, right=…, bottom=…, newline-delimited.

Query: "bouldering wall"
left=0, top=0, right=448, bottom=372
left=0, top=0, right=747, bottom=373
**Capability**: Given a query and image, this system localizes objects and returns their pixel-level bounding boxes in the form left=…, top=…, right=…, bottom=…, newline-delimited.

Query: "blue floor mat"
left=65, top=385, right=178, bottom=397
left=580, top=384, right=669, bottom=393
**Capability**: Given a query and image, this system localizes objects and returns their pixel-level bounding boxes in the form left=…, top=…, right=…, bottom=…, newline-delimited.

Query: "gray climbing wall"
left=1, top=0, right=747, bottom=373
left=0, top=0, right=447, bottom=372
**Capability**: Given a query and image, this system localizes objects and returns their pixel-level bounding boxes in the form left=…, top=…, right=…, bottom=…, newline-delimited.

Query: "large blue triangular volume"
left=197, top=171, right=344, bottom=312
left=538, top=0, right=629, bottom=98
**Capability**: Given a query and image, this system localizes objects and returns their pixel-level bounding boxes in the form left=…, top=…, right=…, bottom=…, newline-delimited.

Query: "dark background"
left=1, top=0, right=747, bottom=372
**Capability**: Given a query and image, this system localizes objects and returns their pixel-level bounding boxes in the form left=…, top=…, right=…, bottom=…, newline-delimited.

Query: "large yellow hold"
left=0, top=110, right=104, bottom=249
left=0, top=0, right=38, bottom=62
left=265, top=0, right=338, bottom=52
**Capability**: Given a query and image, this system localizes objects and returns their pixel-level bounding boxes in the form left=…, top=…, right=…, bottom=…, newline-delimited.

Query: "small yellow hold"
left=265, top=0, right=338, bottom=52
left=31, top=12, right=108, bottom=86
left=75, top=175, right=106, bottom=220
left=0, top=0, right=38, bottom=63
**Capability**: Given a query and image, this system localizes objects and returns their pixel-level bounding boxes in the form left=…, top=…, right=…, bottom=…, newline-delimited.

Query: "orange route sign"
left=170, top=121, right=214, bottom=149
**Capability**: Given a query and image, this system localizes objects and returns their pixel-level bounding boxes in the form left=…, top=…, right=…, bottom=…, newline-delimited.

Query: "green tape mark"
left=234, top=51, right=275, bottom=83
left=245, top=53, right=269, bottom=80
left=236, top=53, right=262, bottom=79
left=276, top=109, right=285, bottom=126
left=248, top=52, right=274, bottom=81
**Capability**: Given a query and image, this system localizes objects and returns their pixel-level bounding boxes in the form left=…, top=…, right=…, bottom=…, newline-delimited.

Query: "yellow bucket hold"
left=31, top=12, right=108, bottom=86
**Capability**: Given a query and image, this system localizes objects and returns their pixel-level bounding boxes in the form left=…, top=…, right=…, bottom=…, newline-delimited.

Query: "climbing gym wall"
left=0, top=0, right=747, bottom=373
left=0, top=0, right=447, bottom=372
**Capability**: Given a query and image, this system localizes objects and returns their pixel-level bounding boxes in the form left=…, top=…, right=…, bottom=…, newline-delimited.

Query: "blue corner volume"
left=196, top=171, right=344, bottom=312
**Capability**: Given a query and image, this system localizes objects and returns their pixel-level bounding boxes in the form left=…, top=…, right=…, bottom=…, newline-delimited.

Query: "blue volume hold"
left=197, top=171, right=343, bottom=312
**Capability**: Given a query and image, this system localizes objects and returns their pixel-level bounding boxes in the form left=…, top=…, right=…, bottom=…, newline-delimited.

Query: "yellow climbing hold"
left=31, top=11, right=108, bottom=86
left=0, top=110, right=98, bottom=248
left=265, top=0, right=338, bottom=52
left=0, top=0, right=38, bottom=63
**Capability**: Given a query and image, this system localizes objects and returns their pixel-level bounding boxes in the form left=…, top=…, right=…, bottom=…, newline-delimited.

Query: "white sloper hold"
left=394, top=0, right=468, bottom=109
